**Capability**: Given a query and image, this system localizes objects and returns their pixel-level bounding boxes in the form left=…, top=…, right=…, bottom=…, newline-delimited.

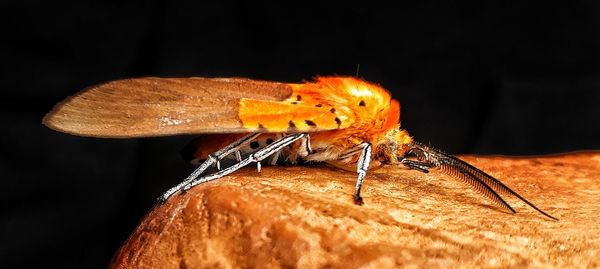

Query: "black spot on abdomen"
left=359, top=100, right=366, bottom=106
left=250, top=141, right=260, bottom=149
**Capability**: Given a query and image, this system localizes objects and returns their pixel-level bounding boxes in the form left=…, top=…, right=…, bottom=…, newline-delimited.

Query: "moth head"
left=375, top=125, right=413, bottom=164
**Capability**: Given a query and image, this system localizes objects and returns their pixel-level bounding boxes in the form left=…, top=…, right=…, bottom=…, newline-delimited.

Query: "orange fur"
left=219, top=77, right=412, bottom=164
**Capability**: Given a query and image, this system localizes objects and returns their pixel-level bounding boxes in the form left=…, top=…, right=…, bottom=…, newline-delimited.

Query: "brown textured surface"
left=110, top=153, right=600, bottom=268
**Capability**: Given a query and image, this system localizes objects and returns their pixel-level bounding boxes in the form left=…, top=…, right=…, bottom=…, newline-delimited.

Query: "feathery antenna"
left=400, top=142, right=558, bottom=221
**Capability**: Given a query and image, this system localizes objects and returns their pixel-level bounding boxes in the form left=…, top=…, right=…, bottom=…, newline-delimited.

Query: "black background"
left=2, top=1, right=600, bottom=268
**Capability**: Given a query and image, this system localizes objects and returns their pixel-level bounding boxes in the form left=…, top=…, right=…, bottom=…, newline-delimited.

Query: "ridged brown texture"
left=43, top=77, right=293, bottom=138
left=111, top=153, right=600, bottom=268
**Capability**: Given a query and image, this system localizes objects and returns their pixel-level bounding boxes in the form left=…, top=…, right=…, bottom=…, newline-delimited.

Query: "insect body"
left=43, top=76, right=557, bottom=220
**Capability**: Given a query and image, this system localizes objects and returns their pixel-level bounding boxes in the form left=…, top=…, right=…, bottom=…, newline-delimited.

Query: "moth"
left=43, top=76, right=557, bottom=220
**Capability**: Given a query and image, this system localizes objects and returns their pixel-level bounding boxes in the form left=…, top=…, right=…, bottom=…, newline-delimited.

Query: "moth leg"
left=302, top=133, right=313, bottom=154
left=342, top=142, right=372, bottom=205
left=182, top=133, right=307, bottom=191
left=269, top=150, right=281, bottom=165
left=400, top=159, right=434, bottom=173
left=337, top=146, right=365, bottom=160
left=159, top=133, right=260, bottom=202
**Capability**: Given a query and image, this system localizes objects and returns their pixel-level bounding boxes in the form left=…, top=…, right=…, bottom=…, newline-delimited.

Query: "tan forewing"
left=43, top=77, right=293, bottom=138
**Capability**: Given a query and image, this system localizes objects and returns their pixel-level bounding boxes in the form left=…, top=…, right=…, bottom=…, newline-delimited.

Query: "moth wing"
left=43, top=77, right=294, bottom=138
left=43, top=77, right=357, bottom=138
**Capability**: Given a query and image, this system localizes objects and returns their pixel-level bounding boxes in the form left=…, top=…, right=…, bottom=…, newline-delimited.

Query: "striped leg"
left=159, top=133, right=260, bottom=202
left=352, top=143, right=372, bottom=205
left=182, top=133, right=307, bottom=191
left=336, top=142, right=373, bottom=205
